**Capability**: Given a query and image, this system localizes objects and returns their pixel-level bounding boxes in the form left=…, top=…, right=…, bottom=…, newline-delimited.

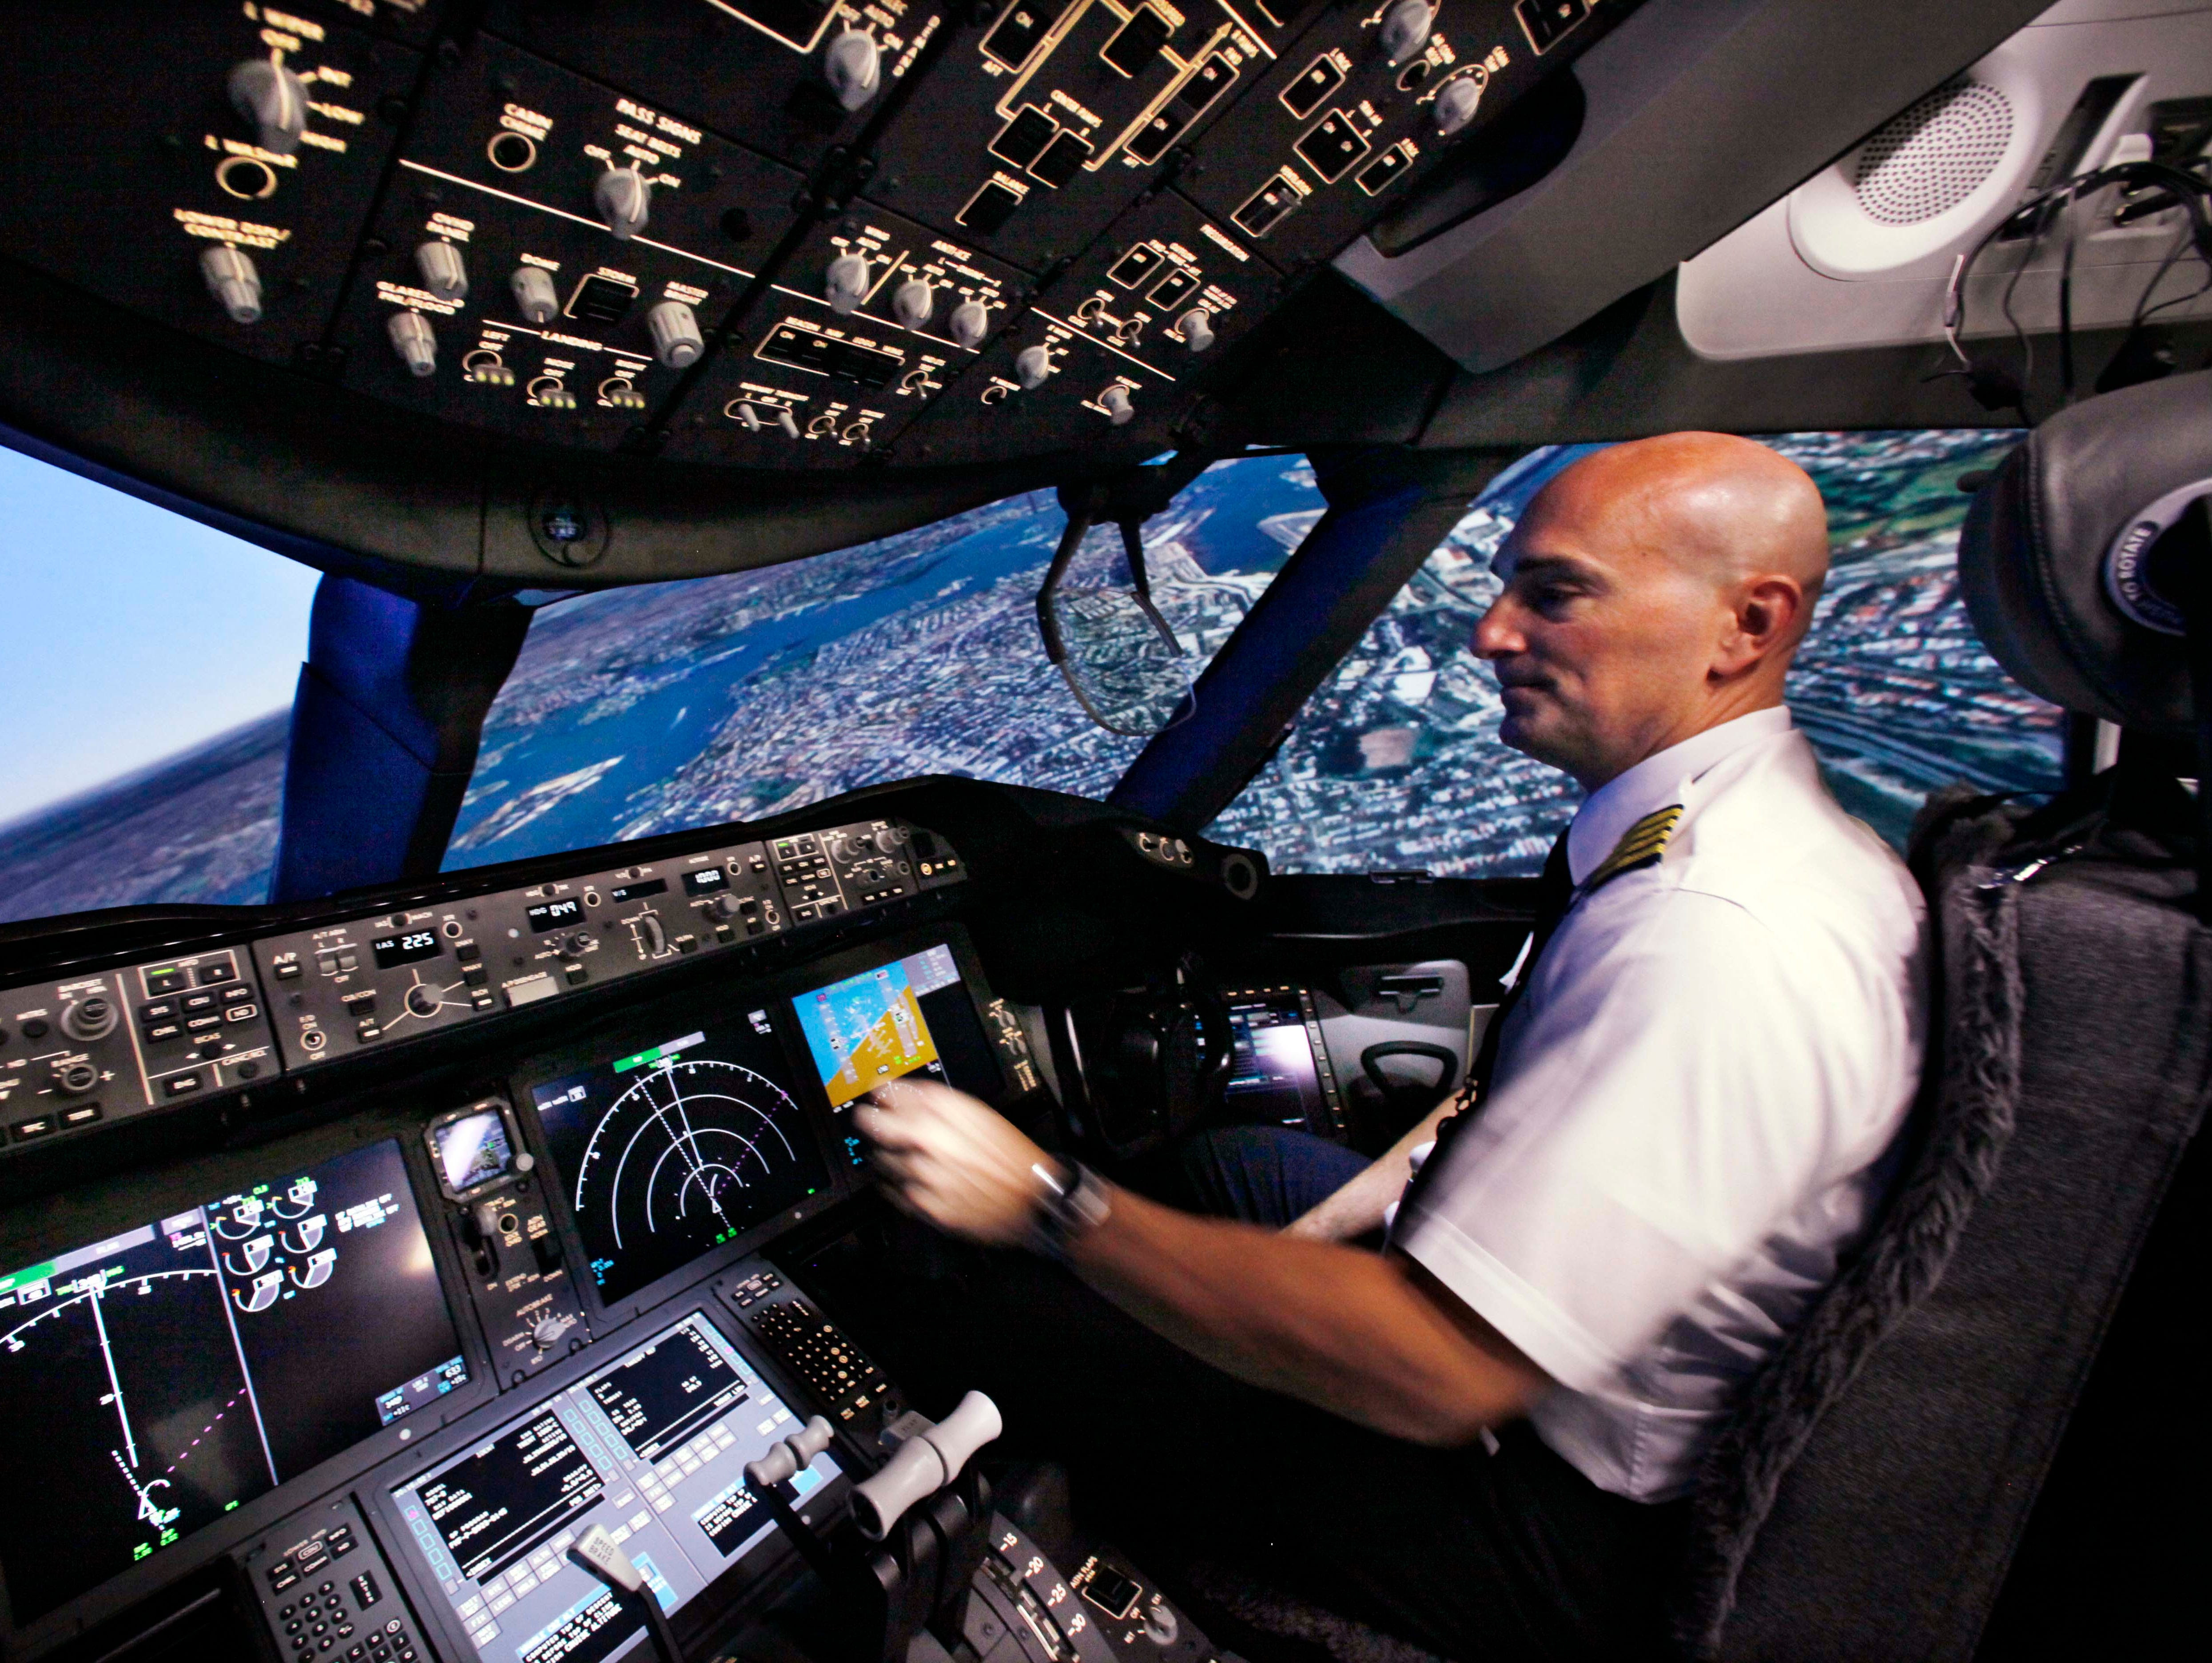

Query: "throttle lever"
left=851, top=1391, right=1002, bottom=1540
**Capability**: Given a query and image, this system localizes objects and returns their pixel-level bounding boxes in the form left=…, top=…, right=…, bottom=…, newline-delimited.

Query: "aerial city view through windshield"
left=0, top=433, right=2063, bottom=921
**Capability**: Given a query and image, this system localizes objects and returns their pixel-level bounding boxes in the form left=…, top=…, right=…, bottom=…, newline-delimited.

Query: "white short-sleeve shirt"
left=1395, top=707, right=1927, bottom=1501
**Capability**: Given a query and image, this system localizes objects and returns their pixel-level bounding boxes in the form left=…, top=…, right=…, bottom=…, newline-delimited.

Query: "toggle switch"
left=200, top=245, right=263, bottom=323
left=1433, top=75, right=1483, bottom=135
left=388, top=310, right=437, bottom=377
left=948, top=298, right=990, bottom=348
left=1099, top=384, right=1134, bottom=425
left=1377, top=0, right=1435, bottom=65
left=826, top=252, right=870, bottom=315
left=777, top=407, right=800, bottom=438
left=414, top=240, right=468, bottom=304
left=510, top=264, right=558, bottom=324
left=891, top=277, right=935, bottom=329
left=227, top=60, right=309, bottom=155
left=1014, top=344, right=1052, bottom=389
left=823, top=29, right=882, bottom=112
left=595, top=166, right=651, bottom=239
left=647, top=300, right=703, bottom=367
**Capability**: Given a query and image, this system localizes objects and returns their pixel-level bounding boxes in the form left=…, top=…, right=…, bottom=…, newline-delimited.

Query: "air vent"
left=1851, top=79, right=2015, bottom=226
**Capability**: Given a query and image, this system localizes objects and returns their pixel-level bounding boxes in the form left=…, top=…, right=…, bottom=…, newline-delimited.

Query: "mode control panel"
left=0, top=948, right=277, bottom=1154
left=235, top=1495, right=426, bottom=1663
left=252, top=818, right=955, bottom=1071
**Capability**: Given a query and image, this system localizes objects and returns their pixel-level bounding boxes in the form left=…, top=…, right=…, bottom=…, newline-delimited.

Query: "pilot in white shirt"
left=857, top=433, right=1929, bottom=1659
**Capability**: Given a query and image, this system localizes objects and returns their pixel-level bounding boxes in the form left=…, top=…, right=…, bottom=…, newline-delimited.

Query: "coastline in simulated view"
left=0, top=435, right=2063, bottom=922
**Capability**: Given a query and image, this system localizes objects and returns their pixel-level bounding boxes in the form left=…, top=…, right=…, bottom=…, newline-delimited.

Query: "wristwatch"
left=1029, top=1158, right=1112, bottom=1263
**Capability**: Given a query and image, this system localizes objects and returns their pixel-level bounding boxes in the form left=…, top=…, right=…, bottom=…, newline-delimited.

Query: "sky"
left=0, top=443, right=320, bottom=825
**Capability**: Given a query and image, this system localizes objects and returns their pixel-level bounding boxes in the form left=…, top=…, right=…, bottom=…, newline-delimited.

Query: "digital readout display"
left=526, top=897, right=585, bottom=932
left=371, top=929, right=443, bottom=969
left=682, top=868, right=729, bottom=895
left=608, top=879, right=666, bottom=903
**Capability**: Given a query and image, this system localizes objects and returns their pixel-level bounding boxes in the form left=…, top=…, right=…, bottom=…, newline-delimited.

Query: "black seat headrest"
left=1958, top=370, right=2212, bottom=733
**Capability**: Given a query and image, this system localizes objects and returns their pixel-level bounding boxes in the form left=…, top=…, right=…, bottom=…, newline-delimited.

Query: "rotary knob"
left=640, top=914, right=668, bottom=955
left=826, top=252, right=871, bottom=315
left=1434, top=75, right=1484, bottom=135
left=648, top=299, right=704, bottom=367
left=530, top=1314, right=574, bottom=1352
left=1178, top=308, right=1216, bottom=351
left=387, top=310, right=437, bottom=377
left=227, top=60, right=310, bottom=155
left=52, top=1060, right=99, bottom=1097
left=1013, top=344, right=1052, bottom=389
left=414, top=239, right=468, bottom=303
left=1099, top=384, right=1134, bottom=426
left=1377, top=0, right=1434, bottom=65
left=947, top=298, right=990, bottom=348
left=874, top=828, right=904, bottom=854
left=891, top=277, right=935, bottom=329
left=595, top=166, right=652, bottom=239
left=511, top=264, right=558, bottom=325
left=61, top=996, right=118, bottom=1043
left=200, top=245, right=263, bottom=324
left=707, top=894, right=740, bottom=920
left=823, top=29, right=882, bottom=112
left=405, top=984, right=441, bottom=1018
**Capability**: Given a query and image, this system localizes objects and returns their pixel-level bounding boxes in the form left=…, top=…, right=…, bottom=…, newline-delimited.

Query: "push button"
left=165, top=1075, right=203, bottom=1097
left=144, top=968, right=188, bottom=996
left=199, top=961, right=237, bottom=985
left=223, top=982, right=256, bottom=1004
left=61, top=1104, right=102, bottom=1128
left=274, top=959, right=303, bottom=980
left=181, top=991, right=220, bottom=1014
left=11, top=1118, right=56, bottom=1142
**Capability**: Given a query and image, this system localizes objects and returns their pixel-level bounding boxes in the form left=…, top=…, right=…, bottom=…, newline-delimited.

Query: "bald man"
left=861, top=435, right=1927, bottom=1658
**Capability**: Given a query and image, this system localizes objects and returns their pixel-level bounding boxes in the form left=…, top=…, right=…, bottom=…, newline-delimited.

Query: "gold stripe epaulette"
left=1585, top=803, right=1684, bottom=891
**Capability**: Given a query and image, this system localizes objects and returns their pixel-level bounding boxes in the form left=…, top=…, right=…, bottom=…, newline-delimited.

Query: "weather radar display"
left=530, top=1014, right=831, bottom=1305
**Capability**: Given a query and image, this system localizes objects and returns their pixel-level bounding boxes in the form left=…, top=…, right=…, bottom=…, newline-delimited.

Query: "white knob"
left=1100, top=384, right=1134, bottom=425
left=823, top=29, right=882, bottom=112
left=825, top=252, right=871, bottom=314
left=647, top=299, right=703, bottom=367
left=1378, top=0, right=1434, bottom=65
left=1178, top=308, right=1215, bottom=352
left=891, top=277, right=934, bottom=329
left=948, top=298, right=989, bottom=348
left=1434, top=75, right=1483, bottom=135
left=510, top=264, right=558, bottom=324
left=200, top=245, right=263, bottom=324
left=227, top=60, right=310, bottom=155
left=595, top=166, right=651, bottom=239
left=1014, top=344, right=1052, bottom=389
left=786, top=1416, right=836, bottom=1464
left=414, top=240, right=468, bottom=303
left=387, top=310, right=437, bottom=377
left=736, top=402, right=763, bottom=432
left=777, top=407, right=800, bottom=438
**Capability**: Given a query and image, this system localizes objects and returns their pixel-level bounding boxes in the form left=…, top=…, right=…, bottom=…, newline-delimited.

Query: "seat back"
left=1671, top=372, right=2212, bottom=1661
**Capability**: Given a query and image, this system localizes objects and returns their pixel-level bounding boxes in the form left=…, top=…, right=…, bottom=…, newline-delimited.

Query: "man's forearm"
left=1285, top=1098, right=1458, bottom=1241
left=1068, top=1183, right=1545, bottom=1446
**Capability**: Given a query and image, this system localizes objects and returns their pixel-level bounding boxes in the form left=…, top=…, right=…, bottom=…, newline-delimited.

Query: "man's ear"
left=1713, top=575, right=1805, bottom=677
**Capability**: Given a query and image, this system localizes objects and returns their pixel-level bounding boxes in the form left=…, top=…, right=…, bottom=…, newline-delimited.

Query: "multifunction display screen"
left=0, top=1142, right=469, bottom=1623
left=429, top=1109, right=520, bottom=1198
left=526, top=897, right=585, bottom=933
left=529, top=1016, right=830, bottom=1306
left=390, top=1312, right=833, bottom=1663
left=793, top=944, right=1004, bottom=1167
left=1223, top=991, right=1329, bottom=1130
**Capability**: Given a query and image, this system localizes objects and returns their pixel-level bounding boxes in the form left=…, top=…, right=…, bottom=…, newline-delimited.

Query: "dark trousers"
left=838, top=1127, right=1683, bottom=1661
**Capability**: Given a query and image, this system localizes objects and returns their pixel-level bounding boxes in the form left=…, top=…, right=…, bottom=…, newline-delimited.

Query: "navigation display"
left=390, top=1312, right=836, bottom=1663
left=529, top=1014, right=831, bottom=1306
left=0, top=1141, right=469, bottom=1623
left=1224, top=991, right=1329, bottom=1129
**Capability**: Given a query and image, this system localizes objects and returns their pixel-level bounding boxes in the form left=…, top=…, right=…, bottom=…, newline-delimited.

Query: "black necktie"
left=1396, top=824, right=1574, bottom=1221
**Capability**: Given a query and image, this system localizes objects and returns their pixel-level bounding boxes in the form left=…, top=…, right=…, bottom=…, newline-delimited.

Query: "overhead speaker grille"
left=1851, top=80, right=2015, bottom=226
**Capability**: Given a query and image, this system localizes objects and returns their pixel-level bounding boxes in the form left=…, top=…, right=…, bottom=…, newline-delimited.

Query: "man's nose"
left=1473, top=597, right=1522, bottom=661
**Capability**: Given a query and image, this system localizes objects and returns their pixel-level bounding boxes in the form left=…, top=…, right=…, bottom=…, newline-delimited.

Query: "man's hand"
left=856, top=1079, right=1051, bottom=1246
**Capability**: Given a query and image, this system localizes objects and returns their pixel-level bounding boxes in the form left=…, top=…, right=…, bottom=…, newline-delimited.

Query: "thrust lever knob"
left=511, top=264, right=558, bottom=325
left=1099, top=384, right=1134, bottom=426
left=1013, top=344, right=1052, bottom=389
left=648, top=299, right=704, bottom=367
left=1434, top=75, right=1483, bottom=135
left=595, top=166, right=652, bottom=239
left=823, top=29, right=882, bottom=112
left=414, top=239, right=468, bottom=303
left=826, top=252, right=871, bottom=314
left=1378, top=0, right=1434, bottom=65
left=201, top=245, right=263, bottom=324
left=851, top=1391, right=1003, bottom=1540
left=948, top=298, right=990, bottom=348
left=387, top=310, right=437, bottom=377
left=891, top=277, right=935, bottom=329
left=228, top=59, right=310, bottom=155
